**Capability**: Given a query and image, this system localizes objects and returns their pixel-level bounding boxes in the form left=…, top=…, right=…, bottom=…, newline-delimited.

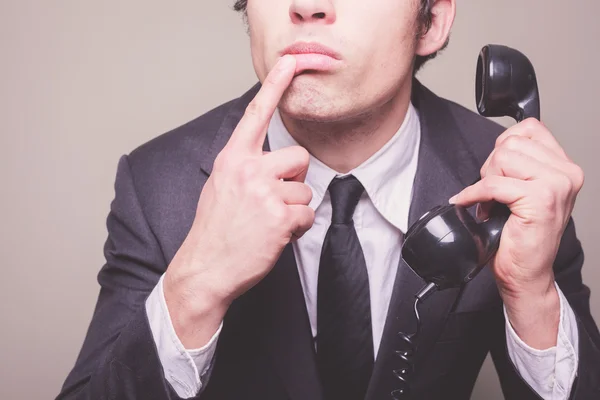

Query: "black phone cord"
left=391, top=282, right=438, bottom=399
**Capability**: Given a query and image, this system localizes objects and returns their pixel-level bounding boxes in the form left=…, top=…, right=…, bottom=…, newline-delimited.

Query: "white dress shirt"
left=146, top=103, right=579, bottom=400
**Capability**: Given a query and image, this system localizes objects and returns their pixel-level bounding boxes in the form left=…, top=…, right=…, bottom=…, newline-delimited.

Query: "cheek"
left=351, top=29, right=417, bottom=102
left=247, top=5, right=281, bottom=82
left=373, top=6, right=419, bottom=65
left=380, top=34, right=418, bottom=80
left=342, top=2, right=419, bottom=79
left=249, top=37, right=267, bottom=82
left=247, top=21, right=268, bottom=81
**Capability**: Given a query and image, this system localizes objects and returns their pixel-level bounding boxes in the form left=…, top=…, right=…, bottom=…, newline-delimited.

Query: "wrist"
left=502, top=278, right=560, bottom=349
left=164, top=264, right=230, bottom=349
left=497, top=268, right=555, bottom=304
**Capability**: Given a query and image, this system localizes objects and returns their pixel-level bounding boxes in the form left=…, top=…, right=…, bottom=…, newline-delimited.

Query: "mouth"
left=281, top=42, right=343, bottom=75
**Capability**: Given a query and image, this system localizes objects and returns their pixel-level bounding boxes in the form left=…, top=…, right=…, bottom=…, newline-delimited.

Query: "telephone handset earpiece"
left=390, top=45, right=541, bottom=399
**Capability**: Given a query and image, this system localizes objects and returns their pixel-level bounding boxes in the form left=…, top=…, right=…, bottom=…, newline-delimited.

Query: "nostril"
left=294, top=12, right=304, bottom=21
left=313, top=12, right=326, bottom=19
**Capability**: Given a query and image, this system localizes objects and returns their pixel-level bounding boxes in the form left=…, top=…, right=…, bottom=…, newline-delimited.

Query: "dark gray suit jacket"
left=58, top=81, right=600, bottom=399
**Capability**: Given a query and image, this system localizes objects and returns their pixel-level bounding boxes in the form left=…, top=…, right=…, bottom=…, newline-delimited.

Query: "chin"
left=279, top=74, right=359, bottom=122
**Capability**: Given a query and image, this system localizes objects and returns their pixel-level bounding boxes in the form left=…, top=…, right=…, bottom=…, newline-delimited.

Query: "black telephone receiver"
left=390, top=44, right=541, bottom=399
left=403, top=44, right=540, bottom=292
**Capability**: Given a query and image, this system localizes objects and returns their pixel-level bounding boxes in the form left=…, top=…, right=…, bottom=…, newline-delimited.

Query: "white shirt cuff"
left=504, top=282, right=579, bottom=400
left=145, top=274, right=222, bottom=398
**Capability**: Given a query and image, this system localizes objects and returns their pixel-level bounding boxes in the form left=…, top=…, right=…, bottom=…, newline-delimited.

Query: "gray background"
left=1, top=1, right=598, bottom=399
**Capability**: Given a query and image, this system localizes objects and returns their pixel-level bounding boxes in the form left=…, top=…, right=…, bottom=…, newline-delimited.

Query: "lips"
left=281, top=42, right=343, bottom=74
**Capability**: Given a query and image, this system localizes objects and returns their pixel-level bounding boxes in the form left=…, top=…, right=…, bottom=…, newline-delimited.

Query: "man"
left=58, top=0, right=600, bottom=399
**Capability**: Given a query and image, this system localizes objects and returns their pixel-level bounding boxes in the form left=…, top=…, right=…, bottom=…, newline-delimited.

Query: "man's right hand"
left=163, top=55, right=314, bottom=349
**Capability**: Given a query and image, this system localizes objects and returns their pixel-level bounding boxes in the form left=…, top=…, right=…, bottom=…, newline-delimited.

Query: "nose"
left=289, top=0, right=336, bottom=25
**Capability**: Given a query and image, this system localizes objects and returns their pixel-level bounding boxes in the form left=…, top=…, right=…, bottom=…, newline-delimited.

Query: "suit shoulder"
left=126, top=97, right=237, bottom=169
left=112, top=97, right=243, bottom=246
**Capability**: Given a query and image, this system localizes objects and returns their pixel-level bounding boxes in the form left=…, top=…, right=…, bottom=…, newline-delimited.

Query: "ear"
left=415, top=0, right=455, bottom=57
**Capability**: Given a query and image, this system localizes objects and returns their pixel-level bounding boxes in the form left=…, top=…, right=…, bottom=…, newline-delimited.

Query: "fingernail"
left=449, top=194, right=458, bottom=204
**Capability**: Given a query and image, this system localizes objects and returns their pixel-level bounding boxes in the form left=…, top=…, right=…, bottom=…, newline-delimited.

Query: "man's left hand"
left=449, top=118, right=585, bottom=349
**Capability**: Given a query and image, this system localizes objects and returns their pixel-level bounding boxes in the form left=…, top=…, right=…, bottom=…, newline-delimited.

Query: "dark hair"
left=232, top=0, right=448, bottom=74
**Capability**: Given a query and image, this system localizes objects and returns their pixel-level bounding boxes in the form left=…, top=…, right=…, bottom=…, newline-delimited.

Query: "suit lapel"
left=199, top=84, right=322, bottom=400
left=366, top=80, right=482, bottom=399
left=199, top=83, right=261, bottom=176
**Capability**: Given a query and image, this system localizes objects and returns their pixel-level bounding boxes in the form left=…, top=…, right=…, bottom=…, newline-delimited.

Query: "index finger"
left=227, top=55, right=297, bottom=152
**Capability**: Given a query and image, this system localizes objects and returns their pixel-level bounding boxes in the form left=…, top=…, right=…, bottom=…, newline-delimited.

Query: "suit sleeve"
left=489, top=218, right=600, bottom=399
left=56, top=155, right=202, bottom=400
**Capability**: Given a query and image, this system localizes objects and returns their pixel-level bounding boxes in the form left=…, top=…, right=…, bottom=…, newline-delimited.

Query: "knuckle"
left=562, top=173, right=574, bottom=191
left=521, top=117, right=541, bottom=132
left=244, top=100, right=264, bottom=119
left=495, top=133, right=505, bottom=147
left=502, top=135, right=524, bottom=151
left=303, top=184, right=313, bottom=204
left=572, top=164, right=585, bottom=190
left=270, top=204, right=289, bottom=225
left=250, top=181, right=272, bottom=201
left=555, top=173, right=573, bottom=194
left=491, top=148, right=510, bottom=167
left=305, top=206, right=316, bottom=223
left=291, top=183, right=312, bottom=205
left=481, top=177, right=496, bottom=192
left=488, top=176, right=504, bottom=194
left=538, top=187, right=557, bottom=210
left=480, top=159, right=491, bottom=177
left=293, top=206, right=315, bottom=231
left=237, top=159, right=261, bottom=184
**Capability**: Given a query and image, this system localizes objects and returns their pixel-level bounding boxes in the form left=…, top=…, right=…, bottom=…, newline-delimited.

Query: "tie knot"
left=328, top=175, right=364, bottom=224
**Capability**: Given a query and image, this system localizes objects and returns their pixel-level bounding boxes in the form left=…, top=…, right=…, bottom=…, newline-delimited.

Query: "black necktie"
left=316, top=175, right=374, bottom=400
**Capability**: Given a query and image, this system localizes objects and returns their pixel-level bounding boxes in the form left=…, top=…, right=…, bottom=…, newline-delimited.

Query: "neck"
left=279, top=80, right=413, bottom=173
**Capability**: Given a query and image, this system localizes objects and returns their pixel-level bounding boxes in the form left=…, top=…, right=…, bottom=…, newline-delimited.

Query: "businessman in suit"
left=58, top=0, right=600, bottom=399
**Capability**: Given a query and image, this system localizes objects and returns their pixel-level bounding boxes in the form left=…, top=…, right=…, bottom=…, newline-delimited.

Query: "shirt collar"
left=267, top=104, right=421, bottom=233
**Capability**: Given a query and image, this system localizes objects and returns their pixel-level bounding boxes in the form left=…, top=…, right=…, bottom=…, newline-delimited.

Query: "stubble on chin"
left=278, top=75, right=351, bottom=123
